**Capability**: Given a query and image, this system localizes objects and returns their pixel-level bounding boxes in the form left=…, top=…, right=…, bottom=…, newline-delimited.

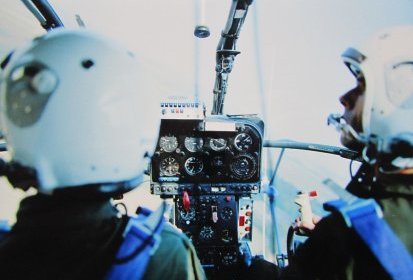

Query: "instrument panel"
left=150, top=115, right=264, bottom=196
left=150, top=114, right=262, bottom=276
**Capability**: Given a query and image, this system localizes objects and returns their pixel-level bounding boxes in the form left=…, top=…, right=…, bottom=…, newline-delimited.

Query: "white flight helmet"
left=0, top=28, right=161, bottom=194
left=341, top=26, right=413, bottom=170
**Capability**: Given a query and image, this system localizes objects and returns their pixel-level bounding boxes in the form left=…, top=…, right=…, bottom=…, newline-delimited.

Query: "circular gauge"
left=230, top=154, right=257, bottom=180
left=184, top=157, right=204, bottom=176
left=179, top=207, right=196, bottom=221
left=159, top=135, right=178, bottom=152
left=209, top=138, right=227, bottom=151
left=184, top=137, right=204, bottom=152
left=221, top=229, right=233, bottom=243
left=199, top=226, right=214, bottom=241
left=159, top=157, right=180, bottom=176
left=233, top=133, right=253, bottom=151
left=221, top=250, right=238, bottom=266
left=221, top=207, right=233, bottom=220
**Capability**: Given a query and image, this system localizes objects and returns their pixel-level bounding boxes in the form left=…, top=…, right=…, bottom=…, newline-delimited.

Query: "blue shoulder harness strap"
left=0, top=220, right=10, bottom=241
left=105, top=201, right=168, bottom=280
left=324, top=198, right=413, bottom=280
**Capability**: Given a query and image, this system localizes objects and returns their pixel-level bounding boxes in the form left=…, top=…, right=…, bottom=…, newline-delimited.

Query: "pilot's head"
left=337, top=26, right=413, bottom=172
left=0, top=28, right=161, bottom=195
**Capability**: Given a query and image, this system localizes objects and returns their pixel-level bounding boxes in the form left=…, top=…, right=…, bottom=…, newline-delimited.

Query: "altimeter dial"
left=199, top=226, right=214, bottom=241
left=184, top=137, right=204, bottom=152
left=230, top=154, right=257, bottom=180
left=160, top=156, right=180, bottom=176
left=234, top=133, right=253, bottom=151
left=179, top=207, right=196, bottom=221
left=184, top=157, right=204, bottom=176
left=210, top=138, right=227, bottom=151
left=221, top=207, right=234, bottom=220
left=159, top=135, right=178, bottom=152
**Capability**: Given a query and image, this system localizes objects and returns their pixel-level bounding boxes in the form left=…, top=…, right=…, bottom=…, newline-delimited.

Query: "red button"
left=239, top=216, right=245, bottom=226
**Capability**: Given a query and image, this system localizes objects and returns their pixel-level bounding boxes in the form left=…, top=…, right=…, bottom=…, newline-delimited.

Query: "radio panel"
left=173, top=194, right=254, bottom=270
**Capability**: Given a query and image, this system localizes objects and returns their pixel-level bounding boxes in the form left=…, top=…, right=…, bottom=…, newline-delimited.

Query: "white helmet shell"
left=0, top=28, right=161, bottom=194
left=342, top=26, right=413, bottom=142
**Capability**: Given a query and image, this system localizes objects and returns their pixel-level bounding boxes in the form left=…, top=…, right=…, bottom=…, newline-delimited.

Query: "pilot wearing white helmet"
left=241, top=26, right=413, bottom=280
left=0, top=28, right=205, bottom=280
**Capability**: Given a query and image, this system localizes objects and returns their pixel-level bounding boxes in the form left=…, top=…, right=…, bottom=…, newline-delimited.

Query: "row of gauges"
left=160, top=156, right=202, bottom=176
left=178, top=206, right=234, bottom=222
left=159, top=133, right=253, bottom=153
left=159, top=154, right=257, bottom=179
left=185, top=227, right=234, bottom=244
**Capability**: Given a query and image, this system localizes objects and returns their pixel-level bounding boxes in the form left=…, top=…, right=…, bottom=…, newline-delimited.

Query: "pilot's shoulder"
left=145, top=222, right=206, bottom=280
left=160, top=222, right=193, bottom=248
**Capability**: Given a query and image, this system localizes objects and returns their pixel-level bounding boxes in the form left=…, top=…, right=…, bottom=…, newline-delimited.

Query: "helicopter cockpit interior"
left=1, top=0, right=412, bottom=279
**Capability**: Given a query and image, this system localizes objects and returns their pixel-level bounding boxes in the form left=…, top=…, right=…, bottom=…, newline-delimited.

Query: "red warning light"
left=309, top=191, right=318, bottom=197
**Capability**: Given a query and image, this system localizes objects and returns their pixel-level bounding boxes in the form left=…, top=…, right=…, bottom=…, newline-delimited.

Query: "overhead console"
left=150, top=114, right=264, bottom=196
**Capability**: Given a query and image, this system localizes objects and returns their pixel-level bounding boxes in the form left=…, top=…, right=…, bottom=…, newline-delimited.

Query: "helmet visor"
left=342, top=47, right=366, bottom=81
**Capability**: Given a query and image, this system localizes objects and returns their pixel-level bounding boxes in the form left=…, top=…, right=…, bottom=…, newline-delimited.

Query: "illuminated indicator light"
left=183, top=191, right=190, bottom=212
left=309, top=190, right=318, bottom=197
left=212, top=206, right=218, bottom=223
left=239, top=216, right=245, bottom=226
left=245, top=211, right=251, bottom=216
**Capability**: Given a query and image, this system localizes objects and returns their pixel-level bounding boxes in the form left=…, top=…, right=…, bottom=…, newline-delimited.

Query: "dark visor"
left=341, top=47, right=366, bottom=80
left=341, top=47, right=366, bottom=64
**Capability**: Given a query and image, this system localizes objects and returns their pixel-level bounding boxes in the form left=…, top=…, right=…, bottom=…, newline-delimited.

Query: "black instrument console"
left=150, top=102, right=264, bottom=276
left=151, top=115, right=263, bottom=196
